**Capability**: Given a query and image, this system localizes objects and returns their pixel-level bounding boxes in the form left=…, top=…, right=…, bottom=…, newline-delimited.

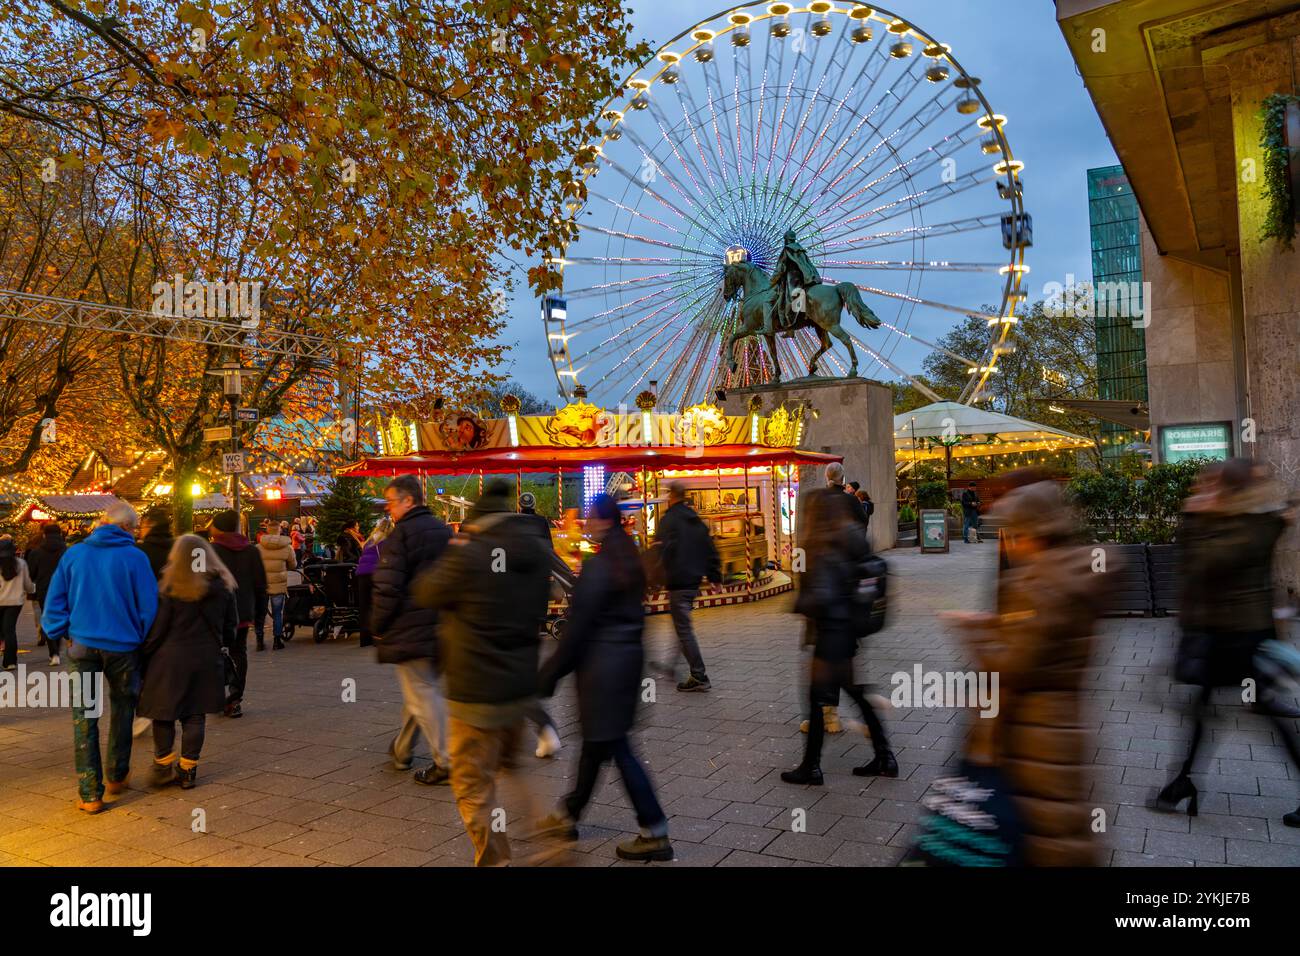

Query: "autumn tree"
left=0, top=0, right=651, bottom=525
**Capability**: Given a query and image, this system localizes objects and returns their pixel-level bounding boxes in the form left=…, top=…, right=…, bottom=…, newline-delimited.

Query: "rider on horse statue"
left=769, top=229, right=820, bottom=336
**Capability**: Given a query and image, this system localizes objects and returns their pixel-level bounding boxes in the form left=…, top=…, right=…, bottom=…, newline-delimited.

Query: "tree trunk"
left=171, top=460, right=200, bottom=534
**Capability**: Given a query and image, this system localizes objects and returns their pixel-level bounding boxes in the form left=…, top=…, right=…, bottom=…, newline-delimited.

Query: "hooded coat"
left=137, top=577, right=237, bottom=720
left=210, top=530, right=269, bottom=627
left=412, top=507, right=550, bottom=705
left=41, top=524, right=159, bottom=653
left=257, top=533, right=297, bottom=596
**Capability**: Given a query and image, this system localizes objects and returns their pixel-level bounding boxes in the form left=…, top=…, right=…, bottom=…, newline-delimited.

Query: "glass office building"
left=1087, top=165, right=1148, bottom=463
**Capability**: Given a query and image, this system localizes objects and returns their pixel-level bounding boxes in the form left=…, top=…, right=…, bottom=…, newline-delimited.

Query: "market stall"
left=338, top=395, right=839, bottom=613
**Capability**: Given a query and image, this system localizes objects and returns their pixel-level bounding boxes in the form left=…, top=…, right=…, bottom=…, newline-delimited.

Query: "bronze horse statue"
left=722, top=259, right=882, bottom=381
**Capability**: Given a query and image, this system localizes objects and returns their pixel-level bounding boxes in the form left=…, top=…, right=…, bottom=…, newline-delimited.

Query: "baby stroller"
left=281, top=568, right=323, bottom=642
left=310, top=562, right=361, bottom=643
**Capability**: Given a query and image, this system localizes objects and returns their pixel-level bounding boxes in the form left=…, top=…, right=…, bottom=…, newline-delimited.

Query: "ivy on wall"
left=1259, top=93, right=1300, bottom=248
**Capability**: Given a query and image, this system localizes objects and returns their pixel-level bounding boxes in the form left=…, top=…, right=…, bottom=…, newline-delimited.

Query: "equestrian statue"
left=722, top=229, right=881, bottom=382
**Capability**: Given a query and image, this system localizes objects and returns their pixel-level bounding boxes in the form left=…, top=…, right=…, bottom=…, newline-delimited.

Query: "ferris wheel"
left=543, top=1, right=1030, bottom=412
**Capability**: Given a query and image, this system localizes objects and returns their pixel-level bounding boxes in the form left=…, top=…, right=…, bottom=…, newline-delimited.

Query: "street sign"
left=236, top=407, right=259, bottom=422
left=919, top=508, right=949, bottom=554
left=222, top=452, right=245, bottom=474
left=204, top=425, right=233, bottom=443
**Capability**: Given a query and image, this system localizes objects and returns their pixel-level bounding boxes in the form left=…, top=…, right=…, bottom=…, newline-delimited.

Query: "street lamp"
left=205, top=358, right=257, bottom=519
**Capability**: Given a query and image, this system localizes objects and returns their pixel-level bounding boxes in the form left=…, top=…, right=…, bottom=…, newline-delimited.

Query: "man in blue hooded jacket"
left=42, top=500, right=158, bottom=813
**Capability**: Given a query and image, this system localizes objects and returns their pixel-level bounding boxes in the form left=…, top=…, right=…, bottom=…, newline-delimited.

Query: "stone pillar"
left=1223, top=42, right=1300, bottom=598
left=725, top=378, right=896, bottom=553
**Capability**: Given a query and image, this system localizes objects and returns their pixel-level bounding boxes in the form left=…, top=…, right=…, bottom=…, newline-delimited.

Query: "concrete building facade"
left=1058, top=0, right=1300, bottom=596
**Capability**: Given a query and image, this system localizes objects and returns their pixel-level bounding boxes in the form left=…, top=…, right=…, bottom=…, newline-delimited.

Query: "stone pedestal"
left=725, top=377, right=896, bottom=553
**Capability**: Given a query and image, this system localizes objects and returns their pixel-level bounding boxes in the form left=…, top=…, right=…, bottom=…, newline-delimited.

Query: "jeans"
left=564, top=738, right=667, bottom=838
left=0, top=604, right=20, bottom=668
left=962, top=512, right=979, bottom=543
left=392, top=658, right=448, bottom=768
left=67, top=643, right=139, bottom=801
left=447, top=715, right=531, bottom=867
left=667, top=588, right=708, bottom=680
left=32, top=601, right=58, bottom=659
left=225, top=625, right=249, bottom=705
left=257, top=594, right=286, bottom=642
left=153, top=715, right=206, bottom=763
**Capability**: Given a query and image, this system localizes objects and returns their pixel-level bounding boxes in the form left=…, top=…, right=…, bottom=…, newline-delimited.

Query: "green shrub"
left=915, top=480, right=949, bottom=510
left=1066, top=458, right=1209, bottom=542
left=898, top=505, right=917, bottom=524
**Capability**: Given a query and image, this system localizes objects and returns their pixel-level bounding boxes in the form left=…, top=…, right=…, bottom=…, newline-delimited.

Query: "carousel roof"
left=337, top=444, right=842, bottom=477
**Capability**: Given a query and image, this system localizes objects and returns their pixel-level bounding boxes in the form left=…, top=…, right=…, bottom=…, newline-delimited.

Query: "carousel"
left=338, top=391, right=839, bottom=614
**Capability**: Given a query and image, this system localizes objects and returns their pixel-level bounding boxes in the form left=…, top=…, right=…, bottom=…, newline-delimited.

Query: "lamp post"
left=206, top=358, right=256, bottom=522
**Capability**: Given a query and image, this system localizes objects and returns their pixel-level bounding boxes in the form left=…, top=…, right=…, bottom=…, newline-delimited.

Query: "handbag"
left=904, top=761, right=1025, bottom=867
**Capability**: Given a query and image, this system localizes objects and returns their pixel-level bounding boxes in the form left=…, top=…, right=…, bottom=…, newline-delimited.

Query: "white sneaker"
left=535, top=725, right=562, bottom=758
left=49, top=655, right=60, bottom=666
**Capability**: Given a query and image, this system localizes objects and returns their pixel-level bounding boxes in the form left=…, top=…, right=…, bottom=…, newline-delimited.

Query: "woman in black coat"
left=137, top=534, right=238, bottom=789
left=781, top=487, right=896, bottom=785
left=537, top=494, right=673, bottom=862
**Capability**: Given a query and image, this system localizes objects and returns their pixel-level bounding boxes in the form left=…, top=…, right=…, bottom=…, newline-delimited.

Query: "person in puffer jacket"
left=256, top=531, right=297, bottom=651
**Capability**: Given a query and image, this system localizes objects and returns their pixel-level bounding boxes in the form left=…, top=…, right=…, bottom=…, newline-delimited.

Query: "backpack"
left=851, top=554, right=889, bottom=638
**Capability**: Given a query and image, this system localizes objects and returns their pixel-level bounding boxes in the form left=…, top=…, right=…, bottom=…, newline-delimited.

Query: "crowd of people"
left=4, top=452, right=1298, bottom=865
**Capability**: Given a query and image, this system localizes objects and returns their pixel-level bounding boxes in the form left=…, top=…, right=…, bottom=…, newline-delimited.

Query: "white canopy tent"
left=895, top=401, right=1094, bottom=476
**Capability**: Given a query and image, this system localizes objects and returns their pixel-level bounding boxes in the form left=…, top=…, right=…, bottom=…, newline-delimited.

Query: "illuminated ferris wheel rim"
left=544, top=0, right=1030, bottom=408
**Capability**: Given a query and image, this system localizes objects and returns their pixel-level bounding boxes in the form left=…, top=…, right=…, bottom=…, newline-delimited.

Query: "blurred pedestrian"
left=42, top=501, right=158, bottom=813
left=536, top=495, right=673, bottom=861
left=25, top=522, right=67, bottom=664
left=290, top=520, right=305, bottom=561
left=960, top=481, right=981, bottom=544
left=256, top=523, right=297, bottom=651
left=517, top=490, right=567, bottom=758
left=856, top=489, right=874, bottom=530
left=1156, top=459, right=1300, bottom=827
left=937, top=480, right=1102, bottom=865
left=371, top=476, right=452, bottom=784
left=782, top=487, right=896, bottom=785
left=412, top=480, right=552, bottom=866
left=0, top=538, right=35, bottom=670
left=136, top=506, right=173, bottom=579
left=137, top=535, right=237, bottom=789
left=208, top=510, right=268, bottom=718
left=355, top=516, right=392, bottom=649
left=653, top=480, right=719, bottom=692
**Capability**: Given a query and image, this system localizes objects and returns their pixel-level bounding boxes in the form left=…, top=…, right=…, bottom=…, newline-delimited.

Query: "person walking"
left=371, top=476, right=453, bottom=785
left=412, top=480, right=552, bottom=866
left=937, top=480, right=1103, bottom=865
left=25, top=523, right=67, bottom=664
left=536, top=495, right=673, bottom=861
left=653, top=481, right=719, bottom=692
left=256, top=525, right=297, bottom=651
left=208, top=510, right=268, bottom=717
left=0, top=538, right=35, bottom=670
left=136, top=506, right=173, bottom=579
left=41, top=501, right=159, bottom=813
left=1156, top=459, right=1300, bottom=827
left=355, top=516, right=392, bottom=649
left=137, top=535, right=237, bottom=789
left=960, top=481, right=982, bottom=544
left=782, top=487, right=897, bottom=785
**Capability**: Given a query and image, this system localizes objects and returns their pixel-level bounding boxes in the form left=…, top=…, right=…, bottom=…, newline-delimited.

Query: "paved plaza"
left=2, top=543, right=1298, bottom=868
